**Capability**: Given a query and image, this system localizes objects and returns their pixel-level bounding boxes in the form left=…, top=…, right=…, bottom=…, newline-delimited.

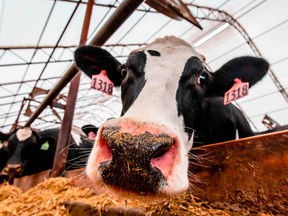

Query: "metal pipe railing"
left=50, top=0, right=94, bottom=178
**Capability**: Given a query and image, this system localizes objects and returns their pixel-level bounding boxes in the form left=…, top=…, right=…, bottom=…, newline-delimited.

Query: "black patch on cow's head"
left=176, top=55, right=269, bottom=143
left=147, top=50, right=161, bottom=57
left=177, top=56, right=269, bottom=98
left=121, top=51, right=147, bottom=115
left=176, top=57, right=211, bottom=139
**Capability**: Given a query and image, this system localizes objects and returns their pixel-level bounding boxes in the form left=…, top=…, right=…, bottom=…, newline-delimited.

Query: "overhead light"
left=193, top=23, right=230, bottom=48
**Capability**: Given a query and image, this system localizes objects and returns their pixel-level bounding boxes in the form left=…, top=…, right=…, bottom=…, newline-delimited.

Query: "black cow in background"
left=0, top=132, right=10, bottom=175
left=0, top=125, right=96, bottom=177
left=0, top=147, right=8, bottom=173
left=0, top=147, right=9, bottom=183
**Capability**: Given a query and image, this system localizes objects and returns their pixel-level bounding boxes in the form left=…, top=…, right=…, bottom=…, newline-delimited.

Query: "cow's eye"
left=121, top=68, right=127, bottom=78
left=197, top=72, right=208, bottom=87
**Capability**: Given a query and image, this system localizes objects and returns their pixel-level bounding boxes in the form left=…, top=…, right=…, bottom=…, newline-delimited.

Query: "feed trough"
left=189, top=130, right=288, bottom=214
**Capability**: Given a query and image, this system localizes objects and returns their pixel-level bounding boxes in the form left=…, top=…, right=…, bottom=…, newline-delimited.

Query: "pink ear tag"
left=90, top=70, right=114, bottom=95
left=224, top=78, right=249, bottom=105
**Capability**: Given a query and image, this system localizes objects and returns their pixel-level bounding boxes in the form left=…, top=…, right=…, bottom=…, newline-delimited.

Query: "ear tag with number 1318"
left=90, top=70, right=114, bottom=96
left=224, top=78, right=249, bottom=105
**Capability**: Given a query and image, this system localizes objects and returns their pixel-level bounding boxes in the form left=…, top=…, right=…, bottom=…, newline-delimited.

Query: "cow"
left=0, top=132, right=10, bottom=174
left=1, top=126, right=94, bottom=177
left=0, top=147, right=8, bottom=173
left=74, top=36, right=269, bottom=198
left=0, top=147, right=9, bottom=183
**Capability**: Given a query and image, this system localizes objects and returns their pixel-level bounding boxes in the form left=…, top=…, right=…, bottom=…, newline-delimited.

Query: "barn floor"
left=0, top=177, right=273, bottom=216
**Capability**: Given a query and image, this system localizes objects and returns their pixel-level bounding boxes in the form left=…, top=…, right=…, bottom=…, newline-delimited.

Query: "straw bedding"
left=0, top=178, right=270, bottom=216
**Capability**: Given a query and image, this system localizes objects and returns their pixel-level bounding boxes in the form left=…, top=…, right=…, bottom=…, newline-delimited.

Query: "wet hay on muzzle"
left=101, top=126, right=175, bottom=194
left=0, top=177, right=272, bottom=216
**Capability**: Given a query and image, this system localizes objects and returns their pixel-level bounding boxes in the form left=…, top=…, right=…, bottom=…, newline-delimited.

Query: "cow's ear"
left=32, top=130, right=41, bottom=141
left=208, top=56, right=269, bottom=96
left=0, top=132, right=10, bottom=142
left=74, top=46, right=122, bottom=86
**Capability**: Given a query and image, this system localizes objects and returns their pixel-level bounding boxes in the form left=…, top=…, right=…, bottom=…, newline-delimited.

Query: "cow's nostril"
left=151, top=142, right=173, bottom=159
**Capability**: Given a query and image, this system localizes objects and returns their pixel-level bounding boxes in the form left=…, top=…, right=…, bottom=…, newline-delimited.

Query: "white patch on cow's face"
left=124, top=37, right=204, bottom=129
left=16, top=127, right=32, bottom=141
left=121, top=38, right=202, bottom=194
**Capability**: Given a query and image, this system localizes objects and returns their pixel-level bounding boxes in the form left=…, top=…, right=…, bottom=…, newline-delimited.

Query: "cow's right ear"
left=207, top=56, right=269, bottom=96
left=74, top=46, right=122, bottom=86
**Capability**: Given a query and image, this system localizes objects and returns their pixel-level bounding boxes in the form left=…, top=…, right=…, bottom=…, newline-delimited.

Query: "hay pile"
left=0, top=178, right=269, bottom=215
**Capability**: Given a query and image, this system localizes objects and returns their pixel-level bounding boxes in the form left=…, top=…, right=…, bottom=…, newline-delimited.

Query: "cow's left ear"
left=208, top=56, right=269, bottom=96
left=0, top=132, right=11, bottom=142
left=74, top=46, right=122, bottom=86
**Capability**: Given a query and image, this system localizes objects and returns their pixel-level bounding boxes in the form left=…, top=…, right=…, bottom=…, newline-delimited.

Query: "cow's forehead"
left=123, top=37, right=200, bottom=131
left=16, top=127, right=33, bottom=141
left=139, top=36, right=205, bottom=61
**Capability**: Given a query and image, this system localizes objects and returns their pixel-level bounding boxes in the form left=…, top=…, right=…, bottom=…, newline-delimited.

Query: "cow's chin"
left=86, top=146, right=190, bottom=201
left=89, top=184, right=187, bottom=202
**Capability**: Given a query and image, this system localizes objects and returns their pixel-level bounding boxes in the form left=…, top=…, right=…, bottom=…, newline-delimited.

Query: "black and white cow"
left=75, top=36, right=269, bottom=198
left=0, top=147, right=8, bottom=174
left=1, top=126, right=94, bottom=177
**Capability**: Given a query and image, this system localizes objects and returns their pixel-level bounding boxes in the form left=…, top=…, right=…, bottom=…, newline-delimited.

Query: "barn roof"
left=0, top=0, right=287, bottom=133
